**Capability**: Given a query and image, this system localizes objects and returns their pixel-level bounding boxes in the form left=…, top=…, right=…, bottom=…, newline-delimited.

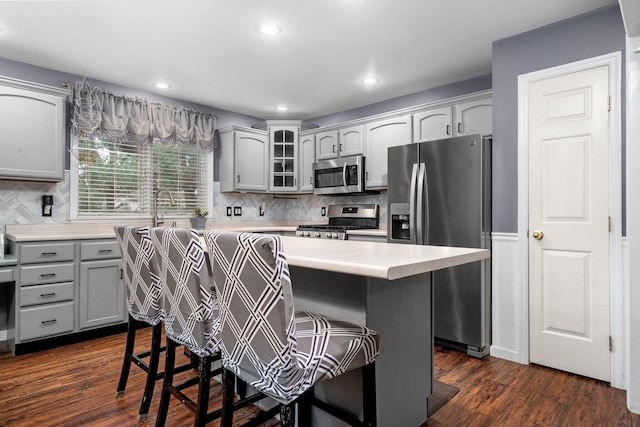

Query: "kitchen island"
left=274, top=235, right=489, bottom=427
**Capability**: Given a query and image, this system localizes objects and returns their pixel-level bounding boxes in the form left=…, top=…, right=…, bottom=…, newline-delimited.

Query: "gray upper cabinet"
left=413, top=106, right=453, bottom=143
left=365, top=115, right=412, bottom=189
left=315, top=125, right=364, bottom=160
left=219, top=126, right=269, bottom=192
left=454, top=97, right=493, bottom=136
left=0, top=76, right=67, bottom=182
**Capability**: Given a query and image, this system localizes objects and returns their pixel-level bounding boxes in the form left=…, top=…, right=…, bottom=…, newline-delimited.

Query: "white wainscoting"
left=489, top=232, right=629, bottom=390
left=489, top=232, right=528, bottom=363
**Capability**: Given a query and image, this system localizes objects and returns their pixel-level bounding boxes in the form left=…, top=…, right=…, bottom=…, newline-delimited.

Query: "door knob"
left=532, top=230, right=544, bottom=240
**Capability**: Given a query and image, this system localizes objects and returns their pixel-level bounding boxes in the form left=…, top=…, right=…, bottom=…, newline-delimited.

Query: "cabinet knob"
left=457, top=123, right=462, bottom=134
left=446, top=124, right=451, bottom=135
left=237, top=174, right=240, bottom=183
left=332, top=145, right=336, bottom=153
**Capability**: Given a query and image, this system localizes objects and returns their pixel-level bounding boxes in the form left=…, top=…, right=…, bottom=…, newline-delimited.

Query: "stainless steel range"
left=296, top=204, right=379, bottom=240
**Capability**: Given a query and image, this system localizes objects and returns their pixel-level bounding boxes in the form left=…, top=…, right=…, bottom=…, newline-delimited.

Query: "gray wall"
left=310, top=74, right=492, bottom=127
left=491, top=5, right=626, bottom=233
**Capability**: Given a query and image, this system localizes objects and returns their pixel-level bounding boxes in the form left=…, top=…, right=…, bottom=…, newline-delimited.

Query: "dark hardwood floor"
left=0, top=331, right=637, bottom=426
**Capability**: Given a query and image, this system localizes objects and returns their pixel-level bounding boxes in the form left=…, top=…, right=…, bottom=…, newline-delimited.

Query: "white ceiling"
left=0, top=0, right=618, bottom=120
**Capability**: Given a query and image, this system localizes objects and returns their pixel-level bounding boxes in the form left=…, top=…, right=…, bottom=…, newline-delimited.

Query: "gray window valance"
left=68, top=79, right=217, bottom=150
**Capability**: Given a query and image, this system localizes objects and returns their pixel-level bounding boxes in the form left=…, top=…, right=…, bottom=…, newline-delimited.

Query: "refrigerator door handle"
left=416, top=162, right=427, bottom=245
left=409, top=163, right=418, bottom=244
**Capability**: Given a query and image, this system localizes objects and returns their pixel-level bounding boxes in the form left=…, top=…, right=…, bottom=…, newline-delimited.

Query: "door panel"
left=528, top=65, right=610, bottom=382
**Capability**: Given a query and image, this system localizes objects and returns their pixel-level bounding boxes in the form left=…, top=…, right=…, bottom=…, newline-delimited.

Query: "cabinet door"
left=299, top=134, right=315, bottom=193
left=0, top=80, right=66, bottom=181
left=315, top=130, right=338, bottom=160
left=235, top=130, right=268, bottom=192
left=338, top=125, right=364, bottom=157
left=413, top=106, right=453, bottom=142
left=454, top=97, right=492, bottom=136
left=270, top=125, right=298, bottom=192
left=365, top=115, right=412, bottom=188
left=79, top=259, right=125, bottom=329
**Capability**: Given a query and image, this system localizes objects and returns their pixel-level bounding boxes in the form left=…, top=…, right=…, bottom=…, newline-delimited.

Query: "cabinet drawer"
left=19, top=301, right=74, bottom=341
left=0, top=268, right=13, bottom=283
left=20, top=263, right=75, bottom=286
left=80, top=241, right=120, bottom=261
left=20, top=243, right=75, bottom=264
left=21, top=282, right=74, bottom=307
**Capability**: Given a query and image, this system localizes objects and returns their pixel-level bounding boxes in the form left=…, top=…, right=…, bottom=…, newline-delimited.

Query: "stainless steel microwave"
left=313, top=155, right=367, bottom=195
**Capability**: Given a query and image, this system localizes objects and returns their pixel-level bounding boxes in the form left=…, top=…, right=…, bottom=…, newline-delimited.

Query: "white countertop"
left=277, top=235, right=489, bottom=280
left=5, top=221, right=387, bottom=242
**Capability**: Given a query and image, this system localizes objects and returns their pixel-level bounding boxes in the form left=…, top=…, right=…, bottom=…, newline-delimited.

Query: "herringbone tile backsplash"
left=0, top=174, right=387, bottom=228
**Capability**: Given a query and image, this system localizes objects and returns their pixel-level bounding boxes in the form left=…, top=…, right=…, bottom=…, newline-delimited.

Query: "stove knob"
left=304, top=231, right=310, bottom=237
left=314, top=232, right=321, bottom=238
left=332, top=233, right=339, bottom=239
left=325, top=232, right=332, bottom=239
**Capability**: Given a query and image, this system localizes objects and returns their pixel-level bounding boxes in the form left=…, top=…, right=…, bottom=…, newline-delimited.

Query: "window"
left=71, top=135, right=212, bottom=219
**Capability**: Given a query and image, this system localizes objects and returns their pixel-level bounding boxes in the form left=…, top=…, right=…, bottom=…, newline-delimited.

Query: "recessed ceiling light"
left=154, top=82, right=170, bottom=89
left=276, top=106, right=288, bottom=112
left=260, top=22, right=281, bottom=35
left=362, top=77, right=379, bottom=85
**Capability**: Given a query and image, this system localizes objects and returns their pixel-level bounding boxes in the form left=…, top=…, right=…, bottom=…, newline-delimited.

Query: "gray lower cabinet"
left=10, top=238, right=124, bottom=353
left=79, top=240, right=124, bottom=329
left=79, top=259, right=124, bottom=329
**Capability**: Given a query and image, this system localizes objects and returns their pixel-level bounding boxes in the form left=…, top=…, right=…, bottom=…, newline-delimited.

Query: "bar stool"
left=204, top=231, right=380, bottom=427
left=115, top=225, right=194, bottom=421
left=150, top=227, right=224, bottom=427
left=114, top=225, right=164, bottom=421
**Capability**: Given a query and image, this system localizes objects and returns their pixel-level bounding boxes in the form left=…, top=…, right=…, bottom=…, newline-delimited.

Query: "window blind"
left=77, top=137, right=207, bottom=217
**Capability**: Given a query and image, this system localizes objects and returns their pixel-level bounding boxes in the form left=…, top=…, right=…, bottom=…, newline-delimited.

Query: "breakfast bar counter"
left=274, top=235, right=489, bottom=427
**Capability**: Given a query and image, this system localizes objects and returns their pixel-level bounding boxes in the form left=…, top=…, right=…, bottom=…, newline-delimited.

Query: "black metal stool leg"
left=154, top=338, right=177, bottom=427
left=138, top=322, right=162, bottom=421
left=221, top=369, right=236, bottom=427
left=115, top=315, right=138, bottom=397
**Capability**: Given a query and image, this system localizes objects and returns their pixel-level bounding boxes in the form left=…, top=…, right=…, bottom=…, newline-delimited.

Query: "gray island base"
left=278, top=236, right=489, bottom=427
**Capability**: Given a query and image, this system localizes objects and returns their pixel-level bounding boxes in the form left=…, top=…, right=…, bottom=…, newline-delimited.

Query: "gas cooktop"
left=296, top=204, right=379, bottom=240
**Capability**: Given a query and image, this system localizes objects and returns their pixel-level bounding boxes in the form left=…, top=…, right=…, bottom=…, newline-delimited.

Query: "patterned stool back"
left=115, top=226, right=162, bottom=325
left=204, top=231, right=300, bottom=399
left=151, top=228, right=219, bottom=357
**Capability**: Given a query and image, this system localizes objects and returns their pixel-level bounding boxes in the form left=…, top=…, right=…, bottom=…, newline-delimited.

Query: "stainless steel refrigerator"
left=387, top=134, right=491, bottom=358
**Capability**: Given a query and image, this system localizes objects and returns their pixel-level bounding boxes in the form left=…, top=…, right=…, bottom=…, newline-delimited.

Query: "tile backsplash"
left=0, top=173, right=387, bottom=227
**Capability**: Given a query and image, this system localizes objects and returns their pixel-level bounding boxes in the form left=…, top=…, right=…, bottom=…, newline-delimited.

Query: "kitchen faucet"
left=153, top=188, right=176, bottom=227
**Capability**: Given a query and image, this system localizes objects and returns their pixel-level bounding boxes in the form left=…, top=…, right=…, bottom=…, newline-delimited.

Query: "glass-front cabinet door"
left=270, top=125, right=299, bottom=192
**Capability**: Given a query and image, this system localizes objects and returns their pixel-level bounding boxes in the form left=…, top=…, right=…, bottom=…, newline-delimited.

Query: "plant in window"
left=193, top=207, right=208, bottom=218
left=190, top=207, right=208, bottom=229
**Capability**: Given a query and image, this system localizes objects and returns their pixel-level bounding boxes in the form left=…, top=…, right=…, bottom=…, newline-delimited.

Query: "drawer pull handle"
left=98, top=249, right=112, bottom=253
left=41, top=319, right=57, bottom=325
left=41, top=252, right=58, bottom=256
left=40, top=293, right=57, bottom=298
left=40, top=273, right=57, bottom=278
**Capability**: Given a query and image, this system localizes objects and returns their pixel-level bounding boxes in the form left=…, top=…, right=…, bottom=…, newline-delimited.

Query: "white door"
left=528, top=65, right=610, bottom=382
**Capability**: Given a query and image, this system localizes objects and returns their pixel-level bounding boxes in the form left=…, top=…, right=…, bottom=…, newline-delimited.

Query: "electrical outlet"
left=233, top=206, right=242, bottom=216
left=226, top=207, right=232, bottom=216
left=259, top=202, right=266, bottom=216
left=321, top=207, right=326, bottom=216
